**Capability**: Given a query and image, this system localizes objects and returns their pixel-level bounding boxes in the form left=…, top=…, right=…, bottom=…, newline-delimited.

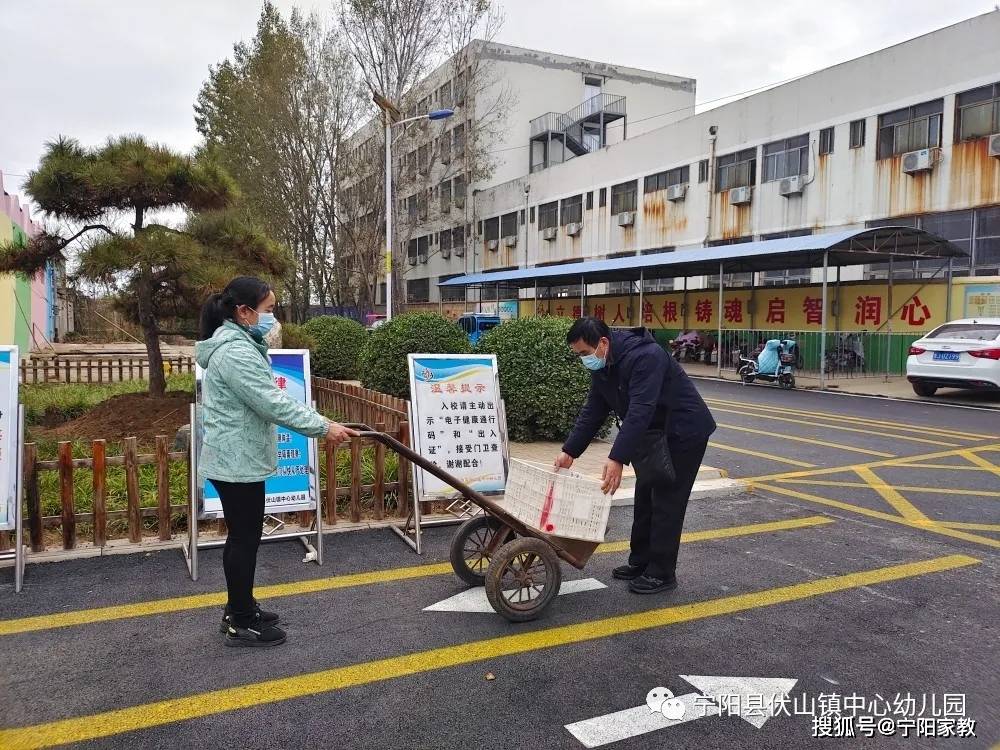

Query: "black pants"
left=628, top=438, right=709, bottom=580
left=209, top=479, right=265, bottom=625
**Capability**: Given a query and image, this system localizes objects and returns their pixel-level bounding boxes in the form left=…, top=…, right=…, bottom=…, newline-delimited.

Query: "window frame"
left=761, top=134, right=809, bottom=183
left=538, top=201, right=559, bottom=231
left=849, top=119, right=866, bottom=149
left=610, top=180, right=638, bottom=214
left=644, top=165, right=690, bottom=193
left=560, top=194, right=583, bottom=225
left=483, top=216, right=499, bottom=242
left=819, top=127, right=835, bottom=155
left=715, top=148, right=757, bottom=192
left=955, top=82, right=1000, bottom=142
left=500, top=212, right=518, bottom=238
left=877, top=99, right=944, bottom=159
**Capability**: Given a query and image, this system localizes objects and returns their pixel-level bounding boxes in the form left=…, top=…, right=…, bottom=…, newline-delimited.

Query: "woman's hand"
left=326, top=421, right=358, bottom=447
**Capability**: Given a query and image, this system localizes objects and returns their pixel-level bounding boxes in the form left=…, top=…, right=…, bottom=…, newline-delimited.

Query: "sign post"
left=0, top=346, right=26, bottom=592
left=391, top=354, right=508, bottom=553
left=183, top=349, right=324, bottom=581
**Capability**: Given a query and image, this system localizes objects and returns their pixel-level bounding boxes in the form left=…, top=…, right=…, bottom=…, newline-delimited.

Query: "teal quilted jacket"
left=195, top=321, right=329, bottom=483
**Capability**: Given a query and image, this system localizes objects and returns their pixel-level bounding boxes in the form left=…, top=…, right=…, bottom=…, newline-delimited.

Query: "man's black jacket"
left=561, top=327, right=716, bottom=465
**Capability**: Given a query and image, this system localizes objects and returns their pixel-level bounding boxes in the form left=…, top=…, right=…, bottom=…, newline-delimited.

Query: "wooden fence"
left=0, top=427, right=411, bottom=553
left=19, top=356, right=196, bottom=384
left=313, top=378, right=409, bottom=432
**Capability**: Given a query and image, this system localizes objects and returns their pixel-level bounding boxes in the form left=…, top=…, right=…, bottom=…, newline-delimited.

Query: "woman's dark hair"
left=199, top=276, right=272, bottom=340
left=566, top=316, right=611, bottom=347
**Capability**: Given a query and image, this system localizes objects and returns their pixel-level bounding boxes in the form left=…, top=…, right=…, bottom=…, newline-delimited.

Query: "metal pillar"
left=580, top=275, right=586, bottom=317
left=946, top=257, right=954, bottom=319
left=682, top=276, right=689, bottom=330
left=717, top=262, right=724, bottom=378
left=885, top=256, right=894, bottom=382
left=820, top=251, right=829, bottom=389
left=384, top=118, right=394, bottom=319
left=638, top=270, right=644, bottom=327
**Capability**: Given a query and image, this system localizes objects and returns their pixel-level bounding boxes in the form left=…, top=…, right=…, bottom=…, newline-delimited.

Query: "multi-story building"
left=386, top=10, right=1000, bottom=309
left=339, top=41, right=696, bottom=308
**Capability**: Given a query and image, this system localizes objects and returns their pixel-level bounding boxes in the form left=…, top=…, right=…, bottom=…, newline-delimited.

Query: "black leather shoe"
left=612, top=563, right=646, bottom=580
left=219, top=600, right=280, bottom=633
left=628, top=574, right=678, bottom=595
left=224, top=614, right=286, bottom=648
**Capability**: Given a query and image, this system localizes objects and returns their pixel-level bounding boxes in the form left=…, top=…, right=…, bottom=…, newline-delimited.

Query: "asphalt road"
left=1, top=380, right=998, bottom=750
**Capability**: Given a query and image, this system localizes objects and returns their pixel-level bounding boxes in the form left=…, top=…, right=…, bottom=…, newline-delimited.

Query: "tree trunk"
left=133, top=207, right=166, bottom=398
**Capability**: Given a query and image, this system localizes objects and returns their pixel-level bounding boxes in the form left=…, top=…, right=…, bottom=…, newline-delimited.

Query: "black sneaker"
left=219, top=600, right=280, bottom=634
left=612, top=563, right=646, bottom=580
left=224, top=614, right=287, bottom=648
left=628, top=574, right=678, bottom=595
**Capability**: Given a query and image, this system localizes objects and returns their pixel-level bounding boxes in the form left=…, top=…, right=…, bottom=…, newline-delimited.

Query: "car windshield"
left=927, top=324, right=1000, bottom=341
left=479, top=321, right=499, bottom=332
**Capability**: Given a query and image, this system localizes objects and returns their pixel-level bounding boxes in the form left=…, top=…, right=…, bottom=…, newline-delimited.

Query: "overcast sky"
left=0, top=0, right=991, bottom=203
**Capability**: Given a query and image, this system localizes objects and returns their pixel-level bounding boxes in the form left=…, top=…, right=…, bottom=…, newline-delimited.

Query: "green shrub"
left=475, top=316, right=594, bottom=442
left=301, top=315, right=367, bottom=379
left=279, top=322, right=317, bottom=352
left=358, top=312, right=471, bottom=398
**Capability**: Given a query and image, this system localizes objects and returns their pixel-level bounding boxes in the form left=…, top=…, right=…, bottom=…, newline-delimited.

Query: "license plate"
left=933, top=351, right=960, bottom=362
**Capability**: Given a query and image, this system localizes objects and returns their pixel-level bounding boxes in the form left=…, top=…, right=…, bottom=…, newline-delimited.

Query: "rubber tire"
left=485, top=537, right=562, bottom=623
left=912, top=382, right=938, bottom=397
left=449, top=515, right=509, bottom=586
left=780, top=373, right=795, bottom=390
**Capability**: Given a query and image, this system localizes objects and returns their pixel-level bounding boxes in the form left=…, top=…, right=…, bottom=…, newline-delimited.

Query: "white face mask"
left=249, top=312, right=276, bottom=337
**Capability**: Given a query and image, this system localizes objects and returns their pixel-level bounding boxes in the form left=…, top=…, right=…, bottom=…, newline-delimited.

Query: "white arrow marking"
left=423, top=577, right=607, bottom=613
left=679, top=675, right=798, bottom=728
left=564, top=675, right=798, bottom=747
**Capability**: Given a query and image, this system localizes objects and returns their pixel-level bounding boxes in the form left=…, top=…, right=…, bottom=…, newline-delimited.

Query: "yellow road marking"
left=890, top=462, right=996, bottom=471
left=776, top=478, right=1000, bottom=498
left=939, top=522, right=1000, bottom=532
left=708, top=440, right=816, bottom=468
left=707, top=405, right=959, bottom=448
left=717, top=422, right=895, bottom=458
left=959, top=450, right=1000, bottom=479
left=0, top=516, right=833, bottom=637
left=705, top=397, right=998, bottom=441
left=0, top=554, right=977, bottom=750
left=853, top=467, right=931, bottom=524
left=756, top=483, right=1000, bottom=549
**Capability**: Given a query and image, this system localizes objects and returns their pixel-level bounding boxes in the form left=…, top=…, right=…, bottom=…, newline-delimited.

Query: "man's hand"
left=601, top=459, right=623, bottom=495
left=553, top=452, right=574, bottom=471
left=327, top=421, right=358, bottom=447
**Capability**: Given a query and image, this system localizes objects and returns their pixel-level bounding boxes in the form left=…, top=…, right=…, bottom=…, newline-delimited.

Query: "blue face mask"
left=249, top=312, right=276, bottom=338
left=580, top=341, right=607, bottom=371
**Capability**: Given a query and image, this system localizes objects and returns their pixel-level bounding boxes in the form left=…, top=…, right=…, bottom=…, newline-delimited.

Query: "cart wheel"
left=485, top=537, right=562, bottom=622
left=780, top=373, right=795, bottom=390
left=449, top=515, right=510, bottom=586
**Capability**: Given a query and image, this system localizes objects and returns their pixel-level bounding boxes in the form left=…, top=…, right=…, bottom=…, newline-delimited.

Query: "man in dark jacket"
left=554, top=317, right=716, bottom=594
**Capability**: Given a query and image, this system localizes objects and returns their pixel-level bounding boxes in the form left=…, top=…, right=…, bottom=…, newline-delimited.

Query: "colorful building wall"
left=1, top=171, right=56, bottom=352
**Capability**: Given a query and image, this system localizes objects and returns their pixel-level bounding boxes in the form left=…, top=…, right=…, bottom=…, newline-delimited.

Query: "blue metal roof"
left=438, top=227, right=966, bottom=288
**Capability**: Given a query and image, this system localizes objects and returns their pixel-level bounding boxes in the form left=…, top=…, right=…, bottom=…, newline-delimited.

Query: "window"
left=606, top=251, right=637, bottom=294
left=439, top=134, right=452, bottom=163
left=956, top=82, right=1000, bottom=141
left=440, top=229, right=452, bottom=254
left=418, top=144, right=429, bottom=173
left=819, top=127, right=834, bottom=155
left=407, top=238, right=418, bottom=263
left=440, top=180, right=452, bottom=213
left=640, top=247, right=675, bottom=293
left=644, top=165, right=690, bottom=193
left=599, top=187, right=607, bottom=207
left=877, top=99, right=943, bottom=159
left=698, top=159, right=709, bottom=183
left=586, top=191, right=594, bottom=210
left=610, top=180, right=637, bottom=214
left=762, top=134, right=809, bottom=182
left=849, top=119, right=866, bottom=149
left=453, top=174, right=466, bottom=203
left=407, top=277, right=430, bottom=303
left=716, top=148, right=756, bottom=191
left=452, top=225, right=465, bottom=255
left=538, top=201, right=558, bottom=230
left=529, top=206, right=536, bottom=223
left=438, top=81, right=453, bottom=109
left=760, top=230, right=813, bottom=285
left=484, top=217, right=500, bottom=242
left=440, top=273, right=465, bottom=302
left=417, top=235, right=429, bottom=259
left=407, top=194, right=417, bottom=219
left=406, top=150, right=417, bottom=177
left=560, top=194, right=583, bottom=225
left=417, top=193, right=427, bottom=220
left=452, top=124, right=465, bottom=153
left=501, top=212, right=518, bottom=237
left=975, top=205, right=1000, bottom=273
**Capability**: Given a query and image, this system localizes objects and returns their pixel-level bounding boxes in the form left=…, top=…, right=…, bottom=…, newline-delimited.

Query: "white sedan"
left=906, top=318, right=1000, bottom=397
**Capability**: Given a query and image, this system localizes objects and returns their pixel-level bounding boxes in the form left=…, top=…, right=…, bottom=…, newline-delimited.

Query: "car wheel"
left=912, top=382, right=937, bottom=397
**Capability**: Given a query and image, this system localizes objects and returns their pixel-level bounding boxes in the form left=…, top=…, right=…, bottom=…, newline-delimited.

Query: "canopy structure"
left=438, top=227, right=968, bottom=388
left=438, top=227, right=967, bottom=290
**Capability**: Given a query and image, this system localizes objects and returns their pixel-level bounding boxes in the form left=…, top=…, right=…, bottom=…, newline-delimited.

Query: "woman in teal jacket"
left=197, top=276, right=356, bottom=647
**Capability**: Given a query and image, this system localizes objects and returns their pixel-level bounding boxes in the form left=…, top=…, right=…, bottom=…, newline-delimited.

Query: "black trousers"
left=627, top=438, right=709, bottom=580
left=209, top=479, right=266, bottom=625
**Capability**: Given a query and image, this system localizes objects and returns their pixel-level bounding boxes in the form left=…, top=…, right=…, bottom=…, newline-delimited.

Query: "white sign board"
left=195, top=349, right=319, bottom=519
left=407, top=354, right=508, bottom=499
left=0, top=346, right=17, bottom=531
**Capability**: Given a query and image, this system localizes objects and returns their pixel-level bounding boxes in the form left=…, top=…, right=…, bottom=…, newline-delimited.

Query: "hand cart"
left=346, top=424, right=603, bottom=622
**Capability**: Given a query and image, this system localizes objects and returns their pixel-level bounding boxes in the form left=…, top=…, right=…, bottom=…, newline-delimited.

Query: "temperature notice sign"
left=0, top=346, right=17, bottom=531
left=407, top=354, right=507, bottom=499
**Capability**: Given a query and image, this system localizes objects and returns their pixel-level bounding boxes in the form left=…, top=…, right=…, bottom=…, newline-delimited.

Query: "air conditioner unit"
left=454, top=197, right=465, bottom=209
left=901, top=148, right=938, bottom=174
left=407, top=256, right=417, bottom=266
left=729, top=186, right=752, bottom=205
left=779, top=175, right=804, bottom=196
left=503, top=235, right=518, bottom=248
left=454, top=245, right=465, bottom=257
left=542, top=227, right=558, bottom=241
left=616, top=211, right=635, bottom=227
left=486, top=239, right=499, bottom=251
left=565, top=222, right=582, bottom=236
left=418, top=253, right=428, bottom=264
left=441, top=248, right=451, bottom=259
left=666, top=184, right=687, bottom=202
left=988, top=133, right=1000, bottom=158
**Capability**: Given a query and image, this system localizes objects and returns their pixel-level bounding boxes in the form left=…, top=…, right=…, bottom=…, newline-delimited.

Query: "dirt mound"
left=38, top=391, right=193, bottom=446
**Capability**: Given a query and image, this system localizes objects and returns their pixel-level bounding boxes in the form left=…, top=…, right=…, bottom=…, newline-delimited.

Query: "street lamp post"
left=374, top=94, right=454, bottom=321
